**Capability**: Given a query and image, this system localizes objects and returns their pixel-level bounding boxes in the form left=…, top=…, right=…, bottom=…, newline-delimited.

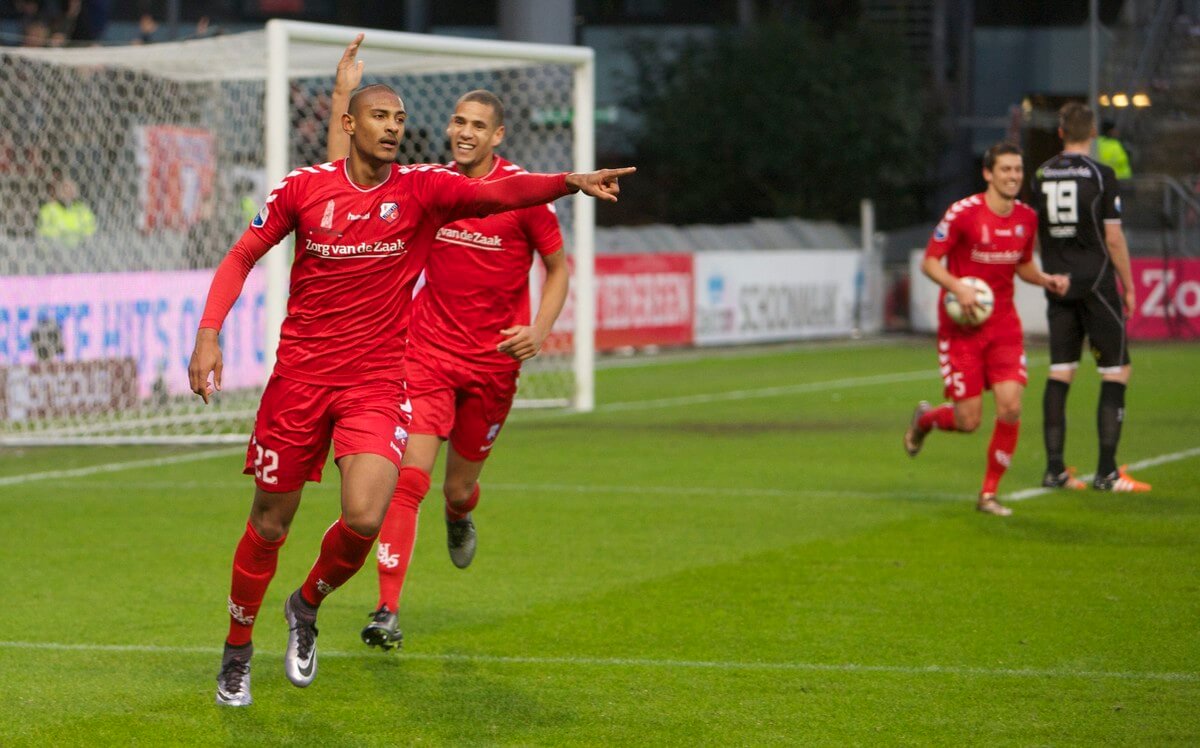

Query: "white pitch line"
left=485, top=483, right=968, bottom=503
left=589, top=369, right=935, bottom=414
left=0, top=447, right=244, bottom=488
left=0, top=640, right=1194, bottom=682
left=0, top=473, right=970, bottom=504
left=594, top=338, right=902, bottom=370
left=1007, top=446, right=1200, bottom=501
left=0, top=369, right=941, bottom=487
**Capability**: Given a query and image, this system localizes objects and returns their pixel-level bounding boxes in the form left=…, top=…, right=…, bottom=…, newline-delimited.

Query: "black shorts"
left=1046, top=283, right=1131, bottom=372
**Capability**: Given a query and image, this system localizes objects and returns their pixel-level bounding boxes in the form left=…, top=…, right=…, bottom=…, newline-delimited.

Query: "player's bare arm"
left=326, top=33, right=364, bottom=163
left=1016, top=260, right=1070, bottom=296
left=1105, top=222, right=1136, bottom=315
left=188, top=328, right=223, bottom=404
left=921, top=255, right=978, bottom=312
left=498, top=248, right=569, bottom=361
left=565, top=167, right=635, bottom=202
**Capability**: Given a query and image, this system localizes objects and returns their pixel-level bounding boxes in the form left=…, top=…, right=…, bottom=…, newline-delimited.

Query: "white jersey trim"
left=340, top=159, right=396, bottom=193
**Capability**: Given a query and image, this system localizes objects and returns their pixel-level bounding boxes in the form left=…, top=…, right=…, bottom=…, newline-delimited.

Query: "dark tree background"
left=621, top=21, right=939, bottom=229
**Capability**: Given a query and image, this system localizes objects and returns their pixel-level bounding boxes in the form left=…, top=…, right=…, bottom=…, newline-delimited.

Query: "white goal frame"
left=265, top=20, right=596, bottom=412
left=0, top=21, right=596, bottom=446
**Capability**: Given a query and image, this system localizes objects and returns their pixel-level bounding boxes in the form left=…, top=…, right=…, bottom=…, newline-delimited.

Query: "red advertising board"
left=596, top=253, right=694, bottom=349
left=548, top=253, right=694, bottom=351
left=136, top=125, right=215, bottom=232
left=1127, top=257, right=1200, bottom=340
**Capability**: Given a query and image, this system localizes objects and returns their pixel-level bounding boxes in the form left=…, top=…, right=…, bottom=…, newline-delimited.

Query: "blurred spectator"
left=37, top=173, right=96, bottom=245
left=71, top=0, right=112, bottom=44
left=134, top=12, right=156, bottom=44
left=31, top=314, right=65, bottom=361
left=1097, top=120, right=1133, bottom=180
left=236, top=178, right=259, bottom=226
left=22, top=18, right=51, bottom=46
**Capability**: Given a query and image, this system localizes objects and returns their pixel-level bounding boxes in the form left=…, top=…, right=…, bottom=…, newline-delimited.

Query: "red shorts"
left=405, top=347, right=519, bottom=462
left=938, top=317, right=1027, bottom=401
left=244, top=374, right=410, bottom=492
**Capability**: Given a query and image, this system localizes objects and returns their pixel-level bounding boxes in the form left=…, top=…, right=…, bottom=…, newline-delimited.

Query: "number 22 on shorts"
left=250, top=436, right=280, bottom=484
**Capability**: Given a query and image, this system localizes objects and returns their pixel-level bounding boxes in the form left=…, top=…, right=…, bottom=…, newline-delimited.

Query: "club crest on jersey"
left=1015, top=224, right=1025, bottom=237
left=252, top=205, right=269, bottom=228
left=380, top=202, right=399, bottom=223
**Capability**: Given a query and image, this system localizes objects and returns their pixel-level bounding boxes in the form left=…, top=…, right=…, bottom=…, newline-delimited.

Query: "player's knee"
left=1104, top=366, right=1131, bottom=385
left=341, top=507, right=384, bottom=538
left=249, top=499, right=295, bottom=541
left=444, top=480, right=477, bottom=508
left=997, top=404, right=1021, bottom=423
left=956, top=412, right=981, bottom=432
left=249, top=513, right=289, bottom=542
left=1049, top=370, right=1075, bottom=385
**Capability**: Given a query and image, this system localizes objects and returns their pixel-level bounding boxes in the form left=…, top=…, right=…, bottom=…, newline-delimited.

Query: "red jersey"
left=199, top=160, right=571, bottom=386
left=924, top=193, right=1037, bottom=334
left=408, top=156, right=564, bottom=372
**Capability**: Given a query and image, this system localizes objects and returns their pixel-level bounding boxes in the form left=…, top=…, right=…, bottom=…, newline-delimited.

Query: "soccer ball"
left=943, top=276, right=995, bottom=326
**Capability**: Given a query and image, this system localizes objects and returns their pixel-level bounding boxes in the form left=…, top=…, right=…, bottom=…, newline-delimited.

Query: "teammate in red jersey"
left=903, top=142, right=1070, bottom=516
left=189, top=76, right=633, bottom=706
left=324, top=38, right=571, bottom=651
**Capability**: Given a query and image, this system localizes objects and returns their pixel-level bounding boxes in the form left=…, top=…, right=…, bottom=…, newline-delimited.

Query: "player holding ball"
left=904, top=142, right=1070, bottom=516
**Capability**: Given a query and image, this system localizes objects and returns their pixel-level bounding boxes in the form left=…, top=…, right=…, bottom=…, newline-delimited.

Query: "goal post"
left=0, top=21, right=596, bottom=446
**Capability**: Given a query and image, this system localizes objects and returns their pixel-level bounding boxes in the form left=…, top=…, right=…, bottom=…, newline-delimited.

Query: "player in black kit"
left=1031, top=102, right=1150, bottom=493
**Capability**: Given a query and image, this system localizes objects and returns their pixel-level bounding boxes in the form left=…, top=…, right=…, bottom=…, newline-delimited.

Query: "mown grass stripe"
left=1, top=640, right=1194, bottom=682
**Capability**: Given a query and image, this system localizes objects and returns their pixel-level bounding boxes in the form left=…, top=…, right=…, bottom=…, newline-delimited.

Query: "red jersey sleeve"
left=1020, top=209, right=1037, bottom=264
left=198, top=230, right=273, bottom=331
left=523, top=202, right=565, bottom=257
left=924, top=205, right=963, bottom=260
left=247, top=171, right=302, bottom=247
left=198, top=172, right=301, bottom=330
left=413, top=166, right=571, bottom=226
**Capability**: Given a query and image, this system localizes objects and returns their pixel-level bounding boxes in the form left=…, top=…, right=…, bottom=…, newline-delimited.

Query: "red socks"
left=982, top=419, right=1020, bottom=495
left=376, top=466, right=431, bottom=612
left=226, top=521, right=285, bottom=647
left=300, top=516, right=376, bottom=608
left=918, top=403, right=958, bottom=432
left=445, top=482, right=480, bottom=523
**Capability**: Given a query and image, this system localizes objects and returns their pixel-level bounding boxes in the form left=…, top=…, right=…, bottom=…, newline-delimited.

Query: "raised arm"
left=326, top=33, right=364, bottom=163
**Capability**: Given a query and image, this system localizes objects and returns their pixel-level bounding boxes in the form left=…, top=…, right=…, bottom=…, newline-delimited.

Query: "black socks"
left=1097, top=380, right=1126, bottom=478
left=1043, top=379, right=1070, bottom=475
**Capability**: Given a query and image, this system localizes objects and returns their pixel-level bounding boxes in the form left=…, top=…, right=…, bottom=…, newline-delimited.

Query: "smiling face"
left=984, top=153, right=1024, bottom=202
left=345, top=85, right=406, bottom=164
left=445, top=98, right=504, bottom=178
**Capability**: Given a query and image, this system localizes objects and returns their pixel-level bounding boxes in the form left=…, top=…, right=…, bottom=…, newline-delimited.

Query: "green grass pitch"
left=1, top=339, right=1197, bottom=745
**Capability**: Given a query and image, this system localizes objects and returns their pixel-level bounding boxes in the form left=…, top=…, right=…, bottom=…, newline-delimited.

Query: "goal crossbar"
left=0, top=20, right=595, bottom=447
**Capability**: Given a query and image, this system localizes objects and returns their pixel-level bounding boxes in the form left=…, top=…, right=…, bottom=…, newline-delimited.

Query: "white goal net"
left=0, top=20, right=596, bottom=445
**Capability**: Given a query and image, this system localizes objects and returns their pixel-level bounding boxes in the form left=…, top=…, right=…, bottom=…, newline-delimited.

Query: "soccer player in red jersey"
left=903, top=142, right=1070, bottom=516
left=189, top=77, right=633, bottom=706
left=324, top=38, right=571, bottom=650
